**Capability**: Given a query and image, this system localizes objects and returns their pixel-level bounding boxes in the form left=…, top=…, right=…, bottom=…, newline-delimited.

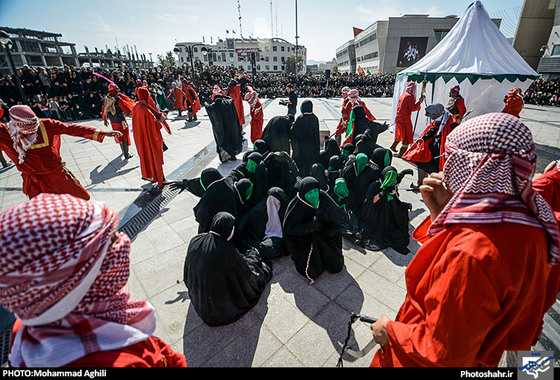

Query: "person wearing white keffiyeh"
left=369, top=112, right=560, bottom=368
left=0, top=193, right=186, bottom=367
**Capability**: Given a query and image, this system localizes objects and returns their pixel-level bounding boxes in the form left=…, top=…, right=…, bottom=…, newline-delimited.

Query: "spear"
left=413, top=73, right=428, bottom=135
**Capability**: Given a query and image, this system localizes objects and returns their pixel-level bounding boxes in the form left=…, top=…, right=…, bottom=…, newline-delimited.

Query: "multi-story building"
left=173, top=37, right=307, bottom=75
left=335, top=15, right=500, bottom=74
left=0, top=26, right=152, bottom=75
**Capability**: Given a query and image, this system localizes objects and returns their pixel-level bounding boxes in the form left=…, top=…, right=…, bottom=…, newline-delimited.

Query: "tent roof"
left=396, top=1, right=539, bottom=84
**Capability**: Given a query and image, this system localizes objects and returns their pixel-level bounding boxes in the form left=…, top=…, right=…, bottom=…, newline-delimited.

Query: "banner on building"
left=397, top=37, right=428, bottom=68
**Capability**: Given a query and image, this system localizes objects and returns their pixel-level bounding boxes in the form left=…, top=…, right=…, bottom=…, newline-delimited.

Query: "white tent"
left=390, top=1, right=539, bottom=138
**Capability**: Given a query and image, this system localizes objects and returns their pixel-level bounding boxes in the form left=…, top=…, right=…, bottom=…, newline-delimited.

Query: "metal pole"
left=295, top=0, right=298, bottom=79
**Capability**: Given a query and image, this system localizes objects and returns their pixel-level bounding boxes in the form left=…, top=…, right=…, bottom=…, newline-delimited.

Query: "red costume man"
left=391, top=81, right=424, bottom=157
left=102, top=83, right=135, bottom=159
left=167, top=82, right=186, bottom=116
left=227, top=79, right=246, bottom=126
left=446, top=85, right=466, bottom=120
left=181, top=80, right=201, bottom=122
left=334, top=86, right=351, bottom=144
left=0, top=105, right=121, bottom=200
left=370, top=113, right=560, bottom=367
left=132, top=86, right=171, bottom=188
left=347, top=89, right=376, bottom=121
left=0, top=193, right=187, bottom=368
left=502, top=86, right=524, bottom=118
left=244, top=90, right=263, bottom=143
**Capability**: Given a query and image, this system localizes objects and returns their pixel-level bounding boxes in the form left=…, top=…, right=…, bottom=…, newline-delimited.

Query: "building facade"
left=336, top=15, right=500, bottom=74
left=0, top=26, right=152, bottom=75
left=174, top=37, right=307, bottom=75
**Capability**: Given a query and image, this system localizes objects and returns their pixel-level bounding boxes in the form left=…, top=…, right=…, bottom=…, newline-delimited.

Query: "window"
left=273, top=65, right=278, bottom=71
left=273, top=46, right=277, bottom=51
left=273, top=56, right=277, bottom=62
left=552, top=44, right=560, bottom=56
left=281, top=46, right=285, bottom=51
left=434, top=30, right=450, bottom=43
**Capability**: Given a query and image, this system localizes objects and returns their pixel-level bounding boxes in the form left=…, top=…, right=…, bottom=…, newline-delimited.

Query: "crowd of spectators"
left=523, top=77, right=560, bottom=107
left=0, top=63, right=396, bottom=123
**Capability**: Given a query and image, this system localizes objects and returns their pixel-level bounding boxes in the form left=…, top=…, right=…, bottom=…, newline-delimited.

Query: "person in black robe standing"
left=261, top=115, right=291, bottom=154
left=356, top=166, right=412, bottom=254
left=290, top=100, right=320, bottom=177
left=283, top=177, right=344, bottom=283
left=205, top=94, right=243, bottom=163
left=184, top=212, right=272, bottom=326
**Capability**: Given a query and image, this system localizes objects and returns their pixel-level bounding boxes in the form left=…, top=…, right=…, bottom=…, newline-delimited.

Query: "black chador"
left=193, top=177, right=238, bottom=233
left=283, top=177, right=344, bottom=282
left=319, top=137, right=341, bottom=168
left=169, top=167, right=223, bottom=197
left=236, top=187, right=289, bottom=260
left=289, top=100, right=320, bottom=177
left=261, top=115, right=291, bottom=153
left=205, top=94, right=243, bottom=163
left=184, top=212, right=272, bottom=327
left=357, top=166, right=412, bottom=255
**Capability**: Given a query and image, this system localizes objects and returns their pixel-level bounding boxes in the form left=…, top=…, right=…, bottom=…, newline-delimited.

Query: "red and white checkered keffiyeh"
left=429, top=112, right=560, bottom=264
left=0, top=193, right=156, bottom=367
left=7, top=105, right=41, bottom=164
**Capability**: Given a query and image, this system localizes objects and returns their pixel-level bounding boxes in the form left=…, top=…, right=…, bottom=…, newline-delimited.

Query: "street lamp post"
left=0, top=30, right=27, bottom=105
left=174, top=44, right=208, bottom=86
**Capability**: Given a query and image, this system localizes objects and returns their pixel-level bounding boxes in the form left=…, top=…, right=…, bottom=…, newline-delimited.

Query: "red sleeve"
left=45, top=119, right=105, bottom=142
left=386, top=232, right=503, bottom=366
left=456, top=97, right=466, bottom=116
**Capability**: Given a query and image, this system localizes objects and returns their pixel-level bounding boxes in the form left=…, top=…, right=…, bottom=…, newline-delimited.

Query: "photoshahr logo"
left=518, top=351, right=554, bottom=380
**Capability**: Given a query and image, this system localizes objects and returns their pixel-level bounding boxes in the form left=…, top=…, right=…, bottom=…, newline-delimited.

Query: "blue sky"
left=0, top=0, right=524, bottom=62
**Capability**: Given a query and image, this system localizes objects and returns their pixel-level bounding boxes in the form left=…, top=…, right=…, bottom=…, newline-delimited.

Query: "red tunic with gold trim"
left=0, top=119, right=107, bottom=200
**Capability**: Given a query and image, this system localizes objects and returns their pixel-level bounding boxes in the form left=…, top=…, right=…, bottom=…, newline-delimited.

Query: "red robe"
left=370, top=218, right=552, bottom=367
left=502, top=94, right=523, bottom=118
left=533, top=166, right=560, bottom=314
left=401, top=116, right=458, bottom=170
left=0, top=119, right=106, bottom=200
left=182, top=83, right=201, bottom=114
left=102, top=93, right=134, bottom=145
left=228, top=85, right=246, bottom=126
left=394, top=92, right=421, bottom=145
left=335, top=98, right=351, bottom=136
left=132, top=100, right=166, bottom=187
left=249, top=99, right=264, bottom=143
left=167, top=87, right=186, bottom=111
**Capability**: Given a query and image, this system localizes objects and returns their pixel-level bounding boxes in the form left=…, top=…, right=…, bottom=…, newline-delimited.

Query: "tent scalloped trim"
left=396, top=71, right=540, bottom=84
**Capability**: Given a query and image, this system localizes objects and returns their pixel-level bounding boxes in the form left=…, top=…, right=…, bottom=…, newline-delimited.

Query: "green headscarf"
left=380, top=170, right=398, bottom=200
left=345, top=109, right=356, bottom=138
left=355, top=153, right=369, bottom=176
left=384, top=150, right=392, bottom=167
left=304, top=187, right=320, bottom=209
left=247, top=158, right=258, bottom=174
left=333, top=178, right=349, bottom=206
left=245, top=183, right=254, bottom=201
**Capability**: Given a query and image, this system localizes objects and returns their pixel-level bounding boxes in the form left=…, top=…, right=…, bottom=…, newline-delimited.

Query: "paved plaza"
left=1, top=97, right=559, bottom=367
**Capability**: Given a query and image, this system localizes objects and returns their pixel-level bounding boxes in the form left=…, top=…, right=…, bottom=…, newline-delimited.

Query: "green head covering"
left=299, top=177, right=320, bottom=209
left=345, top=109, right=356, bottom=138
left=384, top=150, right=392, bottom=167
left=355, top=153, right=369, bottom=176
left=246, top=183, right=254, bottom=201
left=304, top=188, right=319, bottom=209
left=380, top=169, right=398, bottom=200
left=333, top=178, right=349, bottom=205
left=247, top=158, right=258, bottom=174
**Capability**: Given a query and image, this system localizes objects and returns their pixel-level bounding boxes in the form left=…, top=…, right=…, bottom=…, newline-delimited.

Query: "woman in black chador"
left=283, top=177, right=344, bottom=283
left=261, top=115, right=291, bottom=154
left=205, top=94, right=243, bottom=163
left=290, top=100, right=320, bottom=177
left=357, top=166, right=412, bottom=255
left=184, top=212, right=272, bottom=326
